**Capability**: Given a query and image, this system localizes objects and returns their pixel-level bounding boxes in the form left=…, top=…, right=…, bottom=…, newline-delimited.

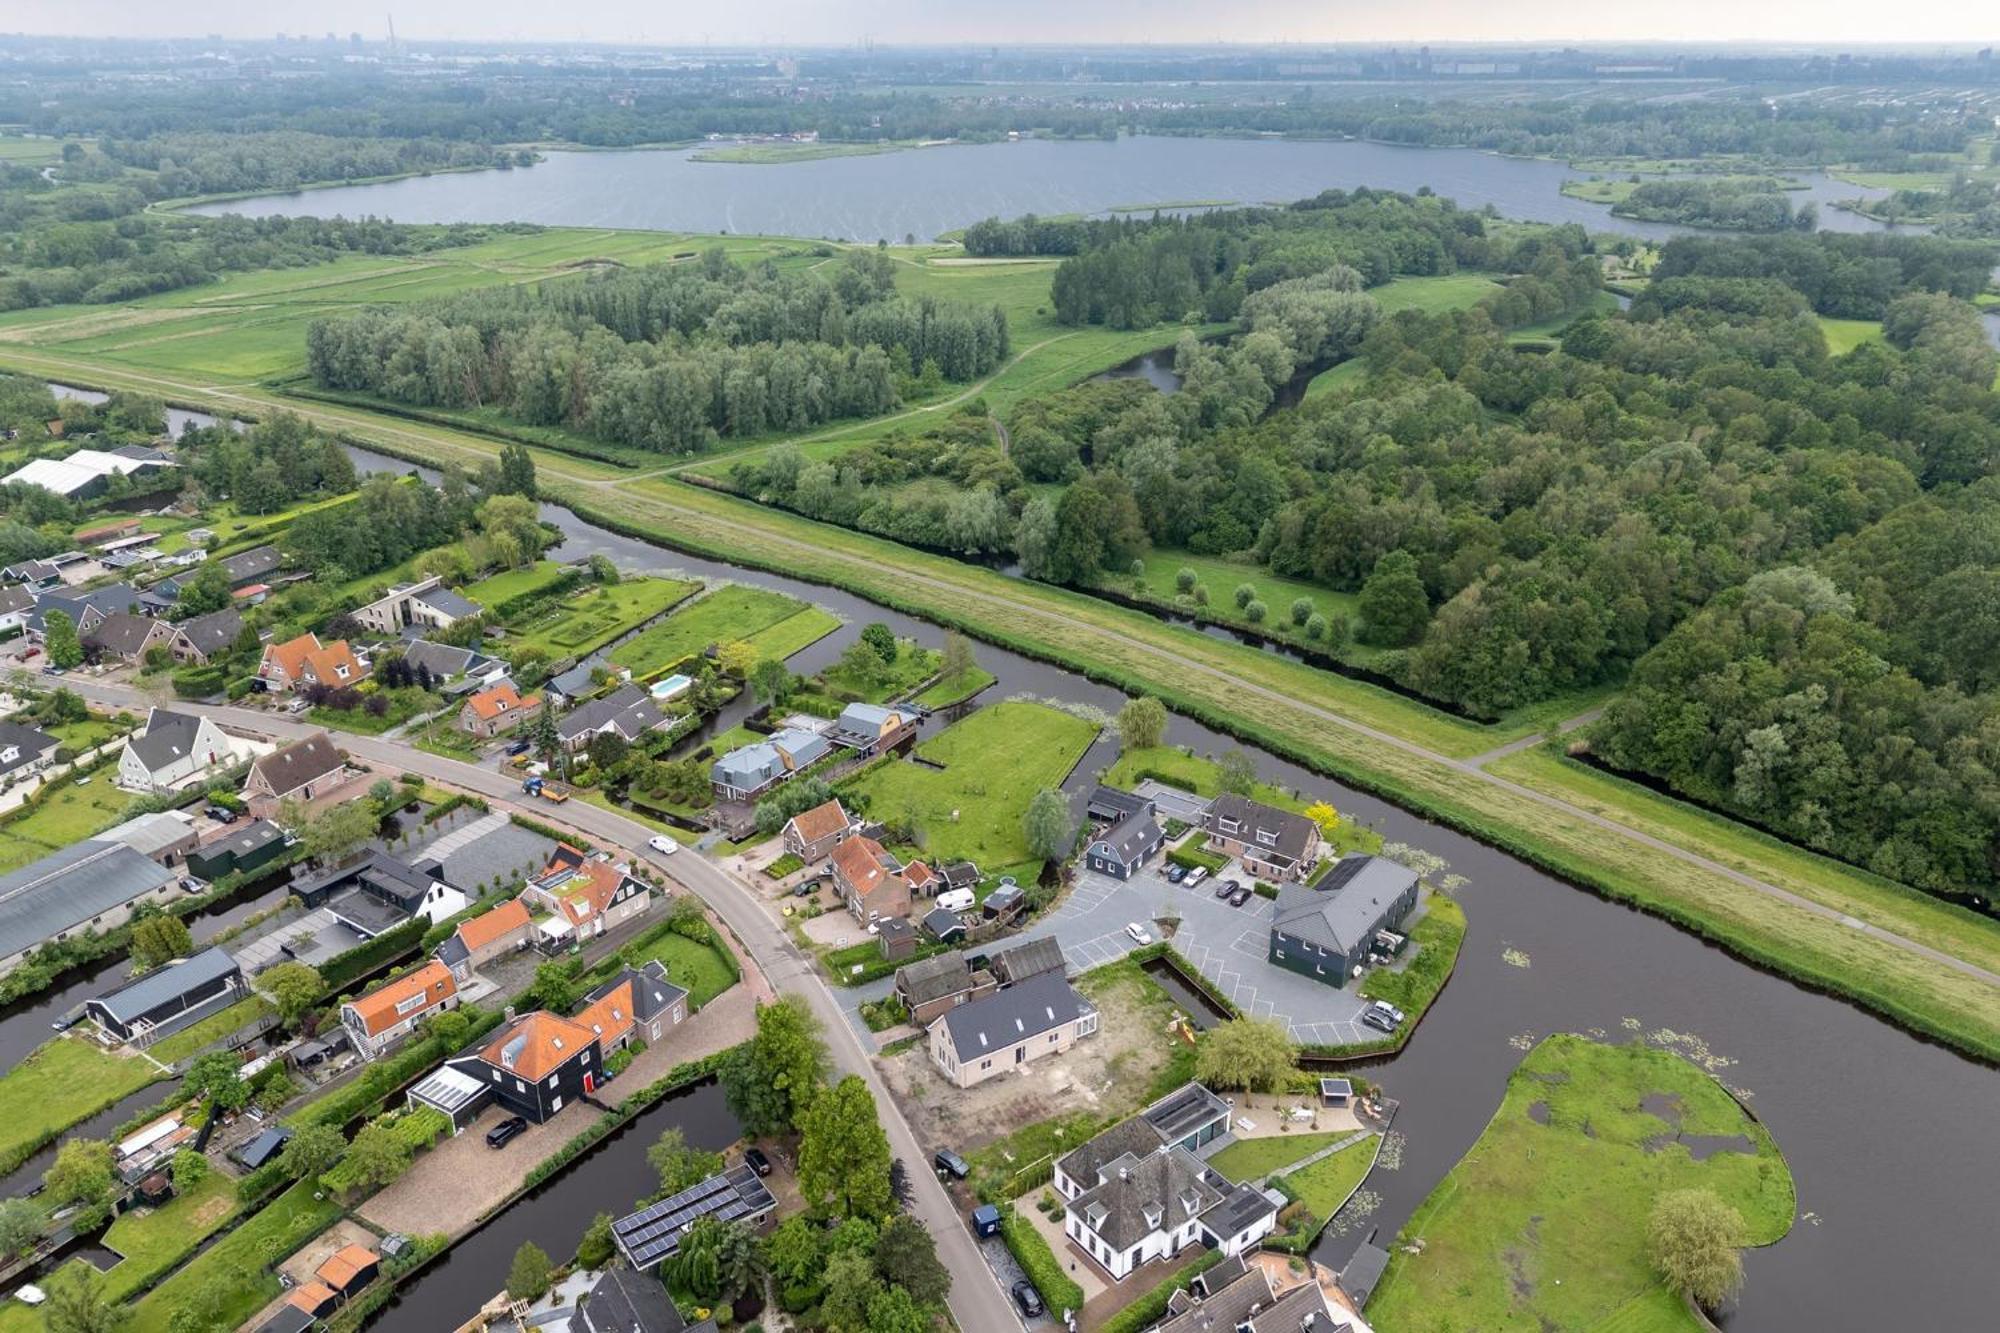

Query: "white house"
left=116, top=707, right=239, bottom=793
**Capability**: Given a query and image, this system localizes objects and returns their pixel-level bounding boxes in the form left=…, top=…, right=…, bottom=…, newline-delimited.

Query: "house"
left=989, top=935, right=1067, bottom=987
left=401, top=637, right=504, bottom=687
left=575, top=960, right=689, bottom=1051
left=139, top=545, right=282, bottom=605
left=433, top=897, right=534, bottom=982
left=116, top=706, right=239, bottom=793
left=1087, top=784, right=1154, bottom=824
left=339, top=959, right=459, bottom=1060
left=1152, top=1255, right=1345, bottom=1333
left=0, top=584, right=35, bottom=634
left=546, top=654, right=629, bottom=707
left=185, top=819, right=288, bottom=882
left=1055, top=1084, right=1278, bottom=1281
left=0, top=720, right=61, bottom=784
left=831, top=834, right=930, bottom=923
left=166, top=607, right=245, bottom=665
left=894, top=952, right=996, bottom=1027
left=0, top=842, right=181, bottom=978
left=1086, top=805, right=1165, bottom=880
left=3, top=447, right=168, bottom=499
left=350, top=576, right=483, bottom=635
left=82, top=611, right=172, bottom=663
left=611, top=1165, right=778, bottom=1268
left=522, top=844, right=652, bottom=946
left=315, top=1245, right=381, bottom=1299
left=928, top=972, right=1098, bottom=1089
left=467, top=1009, right=602, bottom=1121
left=922, top=907, right=965, bottom=943
left=296, top=850, right=466, bottom=936
left=1268, top=854, right=1420, bottom=989
left=30, top=582, right=140, bottom=637
left=708, top=726, right=832, bottom=801
left=578, top=1265, right=708, bottom=1333
left=826, top=701, right=917, bottom=754
left=2, top=560, right=64, bottom=592
left=257, top=633, right=367, bottom=693
left=86, top=947, right=244, bottom=1045
left=781, top=798, right=852, bottom=863
left=555, top=683, right=667, bottom=752
left=459, top=681, right=543, bottom=737
left=241, top=731, right=348, bottom=815
left=93, top=810, right=201, bottom=867
left=1201, top=794, right=1323, bottom=882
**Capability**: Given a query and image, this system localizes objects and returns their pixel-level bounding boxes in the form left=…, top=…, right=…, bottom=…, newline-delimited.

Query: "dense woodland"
left=1610, top=178, right=1818, bottom=233
left=306, top=249, right=1009, bottom=453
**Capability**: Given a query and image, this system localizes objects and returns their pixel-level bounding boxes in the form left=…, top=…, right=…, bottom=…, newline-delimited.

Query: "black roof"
left=173, top=607, right=244, bottom=658
left=579, top=1266, right=689, bottom=1333
left=990, top=935, right=1065, bottom=985
left=1340, top=1240, right=1393, bottom=1305
left=1144, top=1083, right=1232, bottom=1143
left=90, top=947, right=239, bottom=1024
left=613, top=1165, right=777, bottom=1269
left=1199, top=1181, right=1279, bottom=1241
left=921, top=907, right=965, bottom=940
left=1272, top=855, right=1420, bottom=956
left=233, top=1126, right=292, bottom=1169
left=1088, top=784, right=1153, bottom=821
left=251, top=1306, right=315, bottom=1333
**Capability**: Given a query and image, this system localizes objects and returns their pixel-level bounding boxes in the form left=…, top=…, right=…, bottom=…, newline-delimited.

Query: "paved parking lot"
left=1026, top=861, right=1375, bottom=1046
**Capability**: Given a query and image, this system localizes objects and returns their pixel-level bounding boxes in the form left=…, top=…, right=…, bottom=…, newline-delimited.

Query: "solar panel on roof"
left=611, top=1167, right=777, bottom=1267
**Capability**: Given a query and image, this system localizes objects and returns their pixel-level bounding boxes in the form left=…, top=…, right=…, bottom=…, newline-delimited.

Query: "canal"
left=337, top=442, right=2000, bottom=1331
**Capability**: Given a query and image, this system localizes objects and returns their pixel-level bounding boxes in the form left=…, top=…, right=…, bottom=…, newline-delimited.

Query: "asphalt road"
left=67, top=678, right=1023, bottom=1333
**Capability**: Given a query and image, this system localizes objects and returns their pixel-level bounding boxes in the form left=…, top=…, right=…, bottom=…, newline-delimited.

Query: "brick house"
left=782, top=798, right=852, bottom=864
left=1200, top=794, right=1323, bottom=883
left=258, top=633, right=368, bottom=693
left=339, top=960, right=459, bottom=1061
left=458, top=681, right=543, bottom=737
left=433, top=898, right=535, bottom=982
left=241, top=731, right=349, bottom=816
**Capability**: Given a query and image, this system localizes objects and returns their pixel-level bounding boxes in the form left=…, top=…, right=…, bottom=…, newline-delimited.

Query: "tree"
left=170, top=1147, right=209, bottom=1192
left=0, top=1196, right=44, bottom=1259
left=41, top=1265, right=126, bottom=1333
left=866, top=1283, right=933, bottom=1333
left=1022, top=788, right=1075, bottom=862
left=576, top=1211, right=616, bottom=1270
left=1647, top=1189, right=1748, bottom=1312
left=586, top=730, right=629, bottom=772
left=797, top=1075, right=894, bottom=1221
left=833, top=639, right=886, bottom=691
left=818, top=1248, right=885, bottom=1333
left=342, top=1120, right=414, bottom=1190
left=875, top=1213, right=951, bottom=1306
left=184, top=1052, right=249, bottom=1111
left=763, top=1213, right=826, bottom=1288
left=722, top=994, right=829, bottom=1136
left=1290, top=597, right=1314, bottom=626
left=276, top=1123, right=346, bottom=1181
left=665, top=1216, right=767, bottom=1302
left=1175, top=566, right=1197, bottom=593
left=860, top=622, right=899, bottom=664
left=174, top=561, right=233, bottom=617
left=290, top=799, right=376, bottom=867
left=129, top=914, right=193, bottom=969
left=497, top=441, right=538, bottom=498
left=587, top=553, right=619, bottom=584
left=507, top=1241, right=554, bottom=1302
left=1193, top=1017, right=1298, bottom=1093
left=260, top=961, right=325, bottom=1025
left=44, top=609, right=82, bottom=670
left=1234, top=583, right=1256, bottom=610
left=717, top=639, right=760, bottom=679
left=1116, top=695, right=1168, bottom=752
left=1302, top=801, right=1341, bottom=837
left=647, top=1126, right=725, bottom=1196
left=1357, top=550, right=1431, bottom=647
left=1217, top=749, right=1257, bottom=796
left=44, top=1139, right=114, bottom=1211
left=940, top=631, right=975, bottom=681
left=1244, top=599, right=1268, bottom=624
left=1305, top=612, right=1329, bottom=641
left=528, top=959, right=581, bottom=1013
left=750, top=657, right=794, bottom=706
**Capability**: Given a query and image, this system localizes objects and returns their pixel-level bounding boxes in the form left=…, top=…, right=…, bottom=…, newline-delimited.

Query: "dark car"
left=504, top=738, right=532, bottom=756
left=1011, top=1281, right=1044, bottom=1318
left=485, top=1116, right=529, bottom=1148
left=1361, top=1008, right=1398, bottom=1034
left=1166, top=864, right=1186, bottom=884
left=204, top=804, right=239, bottom=824
left=1215, top=877, right=1238, bottom=900
left=933, top=1148, right=970, bottom=1180
left=1229, top=884, right=1254, bottom=907
left=744, top=1146, right=773, bottom=1177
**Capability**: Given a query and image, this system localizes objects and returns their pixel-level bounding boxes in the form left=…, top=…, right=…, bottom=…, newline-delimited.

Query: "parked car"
left=933, top=1148, right=970, bottom=1180
left=1125, top=922, right=1153, bottom=946
left=647, top=835, right=678, bottom=856
left=1166, top=864, right=1186, bottom=884
left=1012, top=1281, right=1045, bottom=1318
left=744, top=1147, right=772, bottom=1177
left=1361, top=1008, right=1398, bottom=1035
left=504, top=738, right=532, bottom=755
left=1229, top=884, right=1254, bottom=907
left=1183, top=867, right=1208, bottom=888
left=285, top=696, right=310, bottom=714
left=205, top=805, right=238, bottom=824
left=41, top=665, right=63, bottom=676
left=486, top=1116, right=529, bottom=1149
left=1215, top=878, right=1238, bottom=900
left=1369, top=1000, right=1406, bottom=1026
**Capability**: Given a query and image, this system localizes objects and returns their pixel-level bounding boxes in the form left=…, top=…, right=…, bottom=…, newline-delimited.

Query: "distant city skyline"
left=7, top=2, right=1997, bottom=48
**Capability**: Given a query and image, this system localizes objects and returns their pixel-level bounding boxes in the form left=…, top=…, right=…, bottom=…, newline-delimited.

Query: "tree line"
left=1610, top=177, right=1819, bottom=233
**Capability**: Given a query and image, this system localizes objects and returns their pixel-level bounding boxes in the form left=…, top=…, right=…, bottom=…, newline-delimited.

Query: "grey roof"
left=401, top=638, right=481, bottom=680
left=935, top=972, right=1091, bottom=1059
left=1059, top=1114, right=1174, bottom=1191
left=1272, top=854, right=1420, bottom=956
left=329, top=888, right=410, bottom=936
left=829, top=701, right=904, bottom=746
left=1199, top=1181, right=1281, bottom=1240
left=84, top=611, right=160, bottom=658
left=941, top=860, right=980, bottom=890
left=1204, top=793, right=1319, bottom=867
left=0, top=721, right=59, bottom=778
left=91, top=946, right=239, bottom=1024
left=201, top=819, right=284, bottom=863
left=234, top=1126, right=292, bottom=1170
left=1339, top=1240, right=1393, bottom=1306
left=219, top=545, right=281, bottom=584
left=1069, top=1146, right=1223, bottom=1252
left=558, top=683, right=664, bottom=742
left=413, top=586, right=481, bottom=619
left=1158, top=1264, right=1336, bottom=1333
left=0, top=841, right=179, bottom=961
left=897, top=952, right=974, bottom=1006
left=990, top=935, right=1066, bottom=985
left=173, top=607, right=244, bottom=659
left=587, top=960, right=688, bottom=1024
left=922, top=907, right=965, bottom=940
left=580, top=1265, right=690, bottom=1333
left=981, top=883, right=1025, bottom=916
left=434, top=934, right=470, bottom=968
left=251, top=1305, right=316, bottom=1333
left=125, top=708, right=215, bottom=776
left=0, top=584, right=35, bottom=616
left=1145, top=1083, right=1233, bottom=1144
left=710, top=727, right=832, bottom=789
left=1091, top=809, right=1162, bottom=867
left=1159, top=1257, right=1267, bottom=1330
left=1088, top=784, right=1153, bottom=821
left=547, top=653, right=615, bottom=699
left=249, top=731, right=344, bottom=798
left=877, top=916, right=914, bottom=943
left=31, top=582, right=139, bottom=632
left=93, top=811, right=198, bottom=859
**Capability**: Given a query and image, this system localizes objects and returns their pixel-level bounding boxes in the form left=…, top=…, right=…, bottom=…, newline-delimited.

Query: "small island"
left=1563, top=174, right=1816, bottom=231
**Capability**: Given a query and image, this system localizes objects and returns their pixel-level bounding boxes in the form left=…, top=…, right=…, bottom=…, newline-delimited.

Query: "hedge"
left=999, top=1206, right=1084, bottom=1317
left=320, top=916, right=427, bottom=991
left=1167, top=844, right=1228, bottom=874
left=510, top=812, right=589, bottom=848
left=1096, top=1250, right=1227, bottom=1333
left=320, top=1105, right=450, bottom=1194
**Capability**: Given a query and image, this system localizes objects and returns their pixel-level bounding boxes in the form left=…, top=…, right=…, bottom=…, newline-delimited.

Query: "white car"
left=1125, top=922, right=1153, bottom=946
left=1183, top=867, right=1208, bottom=888
left=647, top=835, right=678, bottom=856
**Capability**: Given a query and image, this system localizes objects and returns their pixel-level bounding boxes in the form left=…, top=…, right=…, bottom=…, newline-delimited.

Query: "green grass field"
left=0, top=1039, right=160, bottom=1175
left=820, top=640, right=941, bottom=703
left=148, top=996, right=273, bottom=1065
left=502, top=576, right=695, bottom=659
left=1818, top=316, right=1885, bottom=356
left=913, top=664, right=997, bottom=708
left=742, top=606, right=842, bottom=662
left=1369, top=1035, right=1793, bottom=1332
left=0, top=773, right=134, bottom=873
left=126, top=1178, right=343, bottom=1333
left=630, top=931, right=739, bottom=1009
left=611, top=584, right=816, bottom=674
left=464, top=559, right=574, bottom=606
left=1276, top=1132, right=1381, bottom=1221
left=841, top=700, right=1097, bottom=867
left=1208, top=1131, right=1347, bottom=1183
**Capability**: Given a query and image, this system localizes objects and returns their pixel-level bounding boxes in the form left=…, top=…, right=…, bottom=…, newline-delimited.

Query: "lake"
left=340, top=442, right=2000, bottom=1332
left=186, top=136, right=1899, bottom=244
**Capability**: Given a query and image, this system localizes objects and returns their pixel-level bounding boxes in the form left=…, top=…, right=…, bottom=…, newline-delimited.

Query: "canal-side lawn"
left=1368, top=1034, right=1795, bottom=1333
left=913, top=664, right=996, bottom=708
left=818, top=638, right=941, bottom=703
left=463, top=559, right=574, bottom=608
left=1206, top=1131, right=1348, bottom=1183
left=1273, top=1132, right=1380, bottom=1221
left=147, top=996, right=273, bottom=1065
left=610, top=584, right=819, bottom=675
left=0, top=1038, right=160, bottom=1175
left=125, top=1179, right=342, bottom=1333
left=502, top=576, right=697, bottom=660
left=839, top=700, right=1097, bottom=870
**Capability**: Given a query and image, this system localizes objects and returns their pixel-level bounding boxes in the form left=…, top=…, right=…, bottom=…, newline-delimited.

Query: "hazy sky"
left=7, top=1, right=1996, bottom=47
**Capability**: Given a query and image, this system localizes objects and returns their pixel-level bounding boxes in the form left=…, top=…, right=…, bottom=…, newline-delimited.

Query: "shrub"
left=1174, top=567, right=1196, bottom=593
left=1097, top=1251, right=1227, bottom=1333
left=999, top=1207, right=1083, bottom=1317
left=1290, top=597, right=1314, bottom=625
left=1245, top=599, right=1268, bottom=624
left=1234, top=583, right=1256, bottom=610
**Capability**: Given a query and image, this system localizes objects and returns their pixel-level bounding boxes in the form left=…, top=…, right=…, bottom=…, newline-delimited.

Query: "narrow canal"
left=321, top=442, right=2000, bottom=1330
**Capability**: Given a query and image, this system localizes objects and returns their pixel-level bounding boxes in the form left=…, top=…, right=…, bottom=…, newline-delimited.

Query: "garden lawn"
left=1208, top=1131, right=1346, bottom=1183
left=1818, top=316, right=1885, bottom=356
left=0, top=1038, right=160, bottom=1174
left=840, top=701, right=1097, bottom=867
left=148, top=996, right=272, bottom=1065
left=914, top=665, right=997, bottom=708
left=0, top=772, right=133, bottom=872
left=820, top=641, right=941, bottom=703
left=611, top=584, right=814, bottom=675
left=1368, top=1035, right=1794, bottom=1333
left=47, top=716, right=128, bottom=751
left=742, top=606, right=841, bottom=662
left=464, top=559, right=573, bottom=607
left=1276, top=1132, right=1380, bottom=1220
left=127, top=1179, right=343, bottom=1333
left=504, top=576, right=696, bottom=659
left=629, top=930, right=740, bottom=1009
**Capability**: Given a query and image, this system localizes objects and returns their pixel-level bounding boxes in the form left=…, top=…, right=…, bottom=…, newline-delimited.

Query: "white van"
left=934, top=887, right=976, bottom=914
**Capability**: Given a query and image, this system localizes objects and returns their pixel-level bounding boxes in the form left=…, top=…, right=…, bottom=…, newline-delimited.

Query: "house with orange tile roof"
left=782, top=797, right=853, bottom=864
left=434, top=897, right=535, bottom=983
left=521, top=844, right=651, bottom=946
left=574, top=960, right=689, bottom=1052
left=257, top=632, right=368, bottom=693
left=338, top=959, right=459, bottom=1061
left=468, top=1009, right=603, bottom=1122
left=833, top=834, right=920, bottom=923
left=457, top=680, right=542, bottom=738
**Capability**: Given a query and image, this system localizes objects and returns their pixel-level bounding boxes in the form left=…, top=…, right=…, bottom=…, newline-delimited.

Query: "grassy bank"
left=0, top=1039, right=161, bottom=1175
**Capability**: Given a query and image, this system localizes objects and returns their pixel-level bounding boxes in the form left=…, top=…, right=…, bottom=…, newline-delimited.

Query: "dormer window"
left=1256, top=828, right=1277, bottom=846
left=1143, top=1204, right=1163, bottom=1230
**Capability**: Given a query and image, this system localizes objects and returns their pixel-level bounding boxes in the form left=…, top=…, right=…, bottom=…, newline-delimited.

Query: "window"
left=515, top=1079, right=525, bottom=1091
left=980, top=1059, right=991, bottom=1070
left=394, top=993, right=427, bottom=1017
left=491, top=1070, right=500, bottom=1082
left=1049, top=1033, right=1058, bottom=1043
left=547, top=1075, right=558, bottom=1088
